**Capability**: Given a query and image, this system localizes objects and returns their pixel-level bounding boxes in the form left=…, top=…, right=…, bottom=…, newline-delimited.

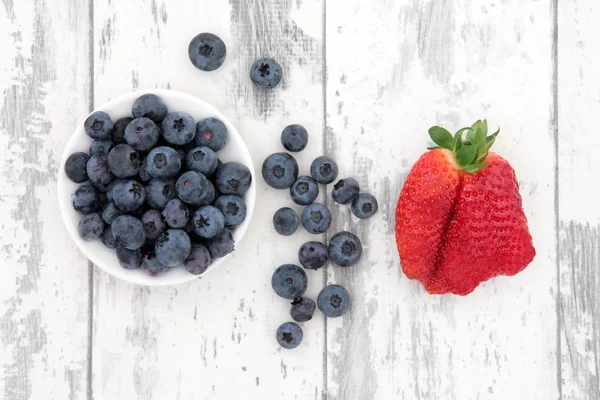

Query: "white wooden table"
left=1, top=0, right=598, bottom=399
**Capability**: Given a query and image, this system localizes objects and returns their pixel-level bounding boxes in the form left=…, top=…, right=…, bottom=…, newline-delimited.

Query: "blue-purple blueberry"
left=64, top=152, right=90, bottom=183
left=84, top=111, right=113, bottom=140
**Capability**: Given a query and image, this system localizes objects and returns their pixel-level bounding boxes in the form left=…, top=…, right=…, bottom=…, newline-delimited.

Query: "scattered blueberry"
left=84, top=111, right=113, bottom=140
left=65, top=152, right=90, bottom=183
left=138, top=156, right=152, bottom=182
left=116, top=247, right=142, bottom=269
left=90, top=139, right=114, bottom=156
left=176, top=171, right=214, bottom=205
left=273, top=207, right=299, bottom=236
left=111, top=180, right=146, bottom=212
left=72, top=185, right=101, bottom=214
left=183, top=244, right=212, bottom=275
left=141, top=251, right=169, bottom=276
left=271, top=264, right=307, bottom=299
left=112, top=117, right=133, bottom=144
left=162, top=199, right=190, bottom=229
left=195, top=118, right=228, bottom=151
left=146, top=178, right=176, bottom=209
left=317, top=284, right=350, bottom=318
left=214, top=195, right=246, bottom=228
left=298, top=241, right=328, bottom=270
left=161, top=111, right=195, bottom=145
left=111, top=215, right=146, bottom=250
left=185, top=146, right=218, bottom=176
left=141, top=209, right=167, bottom=240
left=214, top=162, right=252, bottom=196
left=78, top=213, right=104, bottom=241
left=262, top=153, right=298, bottom=189
left=250, top=58, right=282, bottom=89
left=281, top=124, right=308, bottom=152
left=132, top=94, right=168, bottom=123
left=290, top=297, right=316, bottom=322
left=301, top=203, right=331, bottom=234
left=101, top=202, right=124, bottom=225
left=351, top=193, right=378, bottom=219
left=125, top=117, right=160, bottom=152
left=310, top=156, right=338, bottom=184
left=86, top=153, right=114, bottom=187
left=331, top=178, right=360, bottom=205
left=328, top=231, right=362, bottom=267
left=276, top=322, right=303, bottom=349
left=188, top=32, right=227, bottom=71
left=101, top=226, right=119, bottom=249
left=155, top=229, right=191, bottom=267
left=290, top=175, right=319, bottom=206
left=207, top=228, right=234, bottom=258
left=107, top=144, right=141, bottom=178
left=192, top=205, right=225, bottom=239
left=147, top=146, right=181, bottom=178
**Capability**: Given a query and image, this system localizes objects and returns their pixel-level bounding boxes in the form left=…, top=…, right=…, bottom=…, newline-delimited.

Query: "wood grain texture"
left=92, top=0, right=325, bottom=398
left=0, top=0, right=91, bottom=399
left=558, top=0, right=600, bottom=398
left=324, top=0, right=558, bottom=399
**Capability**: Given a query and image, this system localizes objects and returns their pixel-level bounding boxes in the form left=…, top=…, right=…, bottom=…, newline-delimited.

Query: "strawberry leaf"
left=428, top=126, right=453, bottom=150
left=463, top=162, right=489, bottom=174
left=456, top=143, right=477, bottom=167
left=453, top=132, right=463, bottom=152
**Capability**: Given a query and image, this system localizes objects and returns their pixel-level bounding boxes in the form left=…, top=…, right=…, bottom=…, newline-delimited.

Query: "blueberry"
left=250, top=58, right=282, bottom=89
left=155, top=229, right=191, bottom=267
left=214, top=195, right=246, bottom=228
left=107, top=144, right=141, bottom=178
left=138, top=156, right=152, bottom=182
left=290, top=297, right=316, bottom=322
left=188, top=32, right=227, bottom=71
left=317, top=284, right=350, bottom=318
left=146, top=146, right=181, bottom=178
left=86, top=153, right=114, bottom=187
left=281, top=124, right=308, bottom=152
left=183, top=243, right=212, bottom=275
left=141, top=251, right=169, bottom=276
left=141, top=209, right=167, bottom=240
left=214, top=162, right=252, bottom=196
left=111, top=180, right=146, bottom=212
left=90, top=139, right=114, bottom=156
left=192, top=205, right=225, bottom=239
left=195, top=118, right=228, bottom=151
left=116, top=247, right=142, bottom=269
left=162, top=199, right=190, bottom=228
left=185, top=146, right=218, bottom=176
left=105, top=179, right=124, bottom=199
left=298, top=241, right=328, bottom=270
left=101, top=226, right=118, bottom=249
left=271, top=264, right=307, bottom=299
left=146, top=178, right=176, bottom=209
left=301, top=203, right=331, bottom=234
left=111, top=215, right=146, bottom=250
left=207, top=228, right=234, bottom=258
left=273, top=207, right=299, bottom=236
left=351, top=193, right=378, bottom=219
left=64, top=152, right=90, bottom=183
left=276, top=322, right=303, bottom=349
left=132, top=94, right=168, bottom=123
left=262, top=153, right=298, bottom=189
left=101, top=202, right=124, bottom=224
left=328, top=231, right=362, bottom=267
left=112, top=117, right=133, bottom=144
left=310, top=156, right=338, bottom=184
left=176, top=171, right=214, bottom=205
left=332, top=178, right=360, bottom=205
left=161, top=111, right=195, bottom=145
left=290, top=175, right=319, bottom=206
left=72, top=185, right=101, bottom=214
left=125, top=117, right=160, bottom=151
left=84, top=111, right=113, bottom=140
left=77, top=212, right=104, bottom=241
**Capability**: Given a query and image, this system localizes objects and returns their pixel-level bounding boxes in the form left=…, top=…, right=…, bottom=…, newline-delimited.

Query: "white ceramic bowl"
left=57, top=89, right=255, bottom=286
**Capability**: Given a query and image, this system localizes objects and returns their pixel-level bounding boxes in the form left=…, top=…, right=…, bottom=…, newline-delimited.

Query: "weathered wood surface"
left=1, top=0, right=598, bottom=399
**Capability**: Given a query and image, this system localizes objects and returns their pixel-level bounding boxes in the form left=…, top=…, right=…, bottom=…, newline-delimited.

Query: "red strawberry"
left=395, top=120, right=535, bottom=295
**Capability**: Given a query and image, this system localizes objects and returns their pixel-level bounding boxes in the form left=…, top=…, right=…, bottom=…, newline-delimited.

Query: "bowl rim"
left=57, top=89, right=256, bottom=286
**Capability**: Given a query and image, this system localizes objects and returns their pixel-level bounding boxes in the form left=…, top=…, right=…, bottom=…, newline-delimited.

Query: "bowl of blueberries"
left=58, top=89, right=255, bottom=286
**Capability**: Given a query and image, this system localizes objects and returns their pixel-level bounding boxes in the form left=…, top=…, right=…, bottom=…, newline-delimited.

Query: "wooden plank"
left=324, top=0, right=558, bottom=399
left=0, top=0, right=91, bottom=399
left=558, top=0, right=600, bottom=398
left=92, top=0, right=325, bottom=398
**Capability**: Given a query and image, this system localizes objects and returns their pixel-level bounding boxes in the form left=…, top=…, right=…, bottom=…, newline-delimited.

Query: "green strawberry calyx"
left=427, top=119, right=499, bottom=174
